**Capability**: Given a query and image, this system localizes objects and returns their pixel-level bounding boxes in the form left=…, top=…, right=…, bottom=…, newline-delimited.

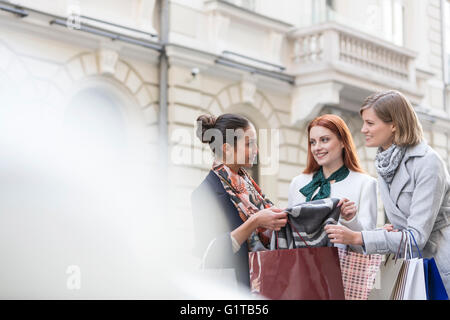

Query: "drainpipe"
left=158, top=0, right=169, bottom=205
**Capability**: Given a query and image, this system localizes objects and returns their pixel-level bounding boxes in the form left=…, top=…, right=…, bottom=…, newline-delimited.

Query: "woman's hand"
left=382, top=224, right=399, bottom=232
left=324, top=224, right=363, bottom=246
left=338, top=198, right=357, bottom=221
left=252, top=207, right=287, bottom=231
left=232, top=208, right=287, bottom=247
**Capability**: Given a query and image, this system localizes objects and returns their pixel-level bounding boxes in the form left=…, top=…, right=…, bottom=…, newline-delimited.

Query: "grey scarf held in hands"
left=375, top=144, right=406, bottom=185
left=270, top=198, right=341, bottom=250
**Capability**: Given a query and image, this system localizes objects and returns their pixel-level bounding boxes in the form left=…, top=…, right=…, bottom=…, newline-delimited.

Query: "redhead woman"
left=288, top=114, right=378, bottom=252
left=325, top=91, right=450, bottom=294
left=191, top=113, right=287, bottom=289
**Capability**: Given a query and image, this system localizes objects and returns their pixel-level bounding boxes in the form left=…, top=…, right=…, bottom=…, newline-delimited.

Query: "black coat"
left=191, top=170, right=250, bottom=288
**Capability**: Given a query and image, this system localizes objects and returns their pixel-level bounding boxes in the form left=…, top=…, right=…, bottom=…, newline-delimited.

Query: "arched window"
left=64, top=87, right=127, bottom=162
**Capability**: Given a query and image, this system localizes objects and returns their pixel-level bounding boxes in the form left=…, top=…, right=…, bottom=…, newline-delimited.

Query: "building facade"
left=1, top=0, right=450, bottom=268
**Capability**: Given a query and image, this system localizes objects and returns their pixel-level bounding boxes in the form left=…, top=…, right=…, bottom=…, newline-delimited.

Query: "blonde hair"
left=360, top=90, right=423, bottom=147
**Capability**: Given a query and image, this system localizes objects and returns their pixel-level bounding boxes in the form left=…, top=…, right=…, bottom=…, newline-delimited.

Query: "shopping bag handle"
left=407, top=230, right=423, bottom=258
left=403, top=230, right=412, bottom=260
left=275, top=230, right=279, bottom=249
left=395, top=230, right=404, bottom=259
left=288, top=220, right=311, bottom=248
left=386, top=230, right=404, bottom=266
left=200, top=238, right=217, bottom=270
left=275, top=217, right=319, bottom=249
left=275, top=221, right=311, bottom=249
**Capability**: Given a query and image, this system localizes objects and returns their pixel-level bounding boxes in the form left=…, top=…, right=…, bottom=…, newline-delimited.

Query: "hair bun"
left=196, top=114, right=217, bottom=143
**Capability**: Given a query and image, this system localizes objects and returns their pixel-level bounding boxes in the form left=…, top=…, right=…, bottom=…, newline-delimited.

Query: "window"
left=308, top=0, right=405, bottom=46
left=391, top=0, right=405, bottom=46
left=311, top=0, right=327, bottom=24
left=64, top=88, right=127, bottom=161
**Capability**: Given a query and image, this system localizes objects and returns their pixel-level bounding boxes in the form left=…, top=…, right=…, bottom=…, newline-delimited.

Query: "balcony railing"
left=289, top=22, right=417, bottom=84
left=339, top=33, right=410, bottom=81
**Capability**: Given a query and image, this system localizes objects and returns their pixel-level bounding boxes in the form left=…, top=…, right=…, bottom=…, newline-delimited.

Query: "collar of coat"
left=403, top=140, right=428, bottom=159
left=381, top=140, right=429, bottom=209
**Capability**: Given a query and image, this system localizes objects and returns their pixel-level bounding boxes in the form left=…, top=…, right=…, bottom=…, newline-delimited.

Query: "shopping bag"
left=369, top=231, right=406, bottom=300
left=249, top=220, right=345, bottom=300
left=391, top=259, right=410, bottom=300
left=368, top=254, right=405, bottom=300
left=408, top=231, right=449, bottom=300
left=249, top=246, right=345, bottom=300
left=423, top=258, right=449, bottom=300
left=402, top=258, right=427, bottom=300
left=392, top=231, right=427, bottom=300
left=337, top=248, right=382, bottom=300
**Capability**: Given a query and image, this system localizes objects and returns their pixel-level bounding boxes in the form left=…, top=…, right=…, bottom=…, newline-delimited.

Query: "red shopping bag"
left=249, top=247, right=345, bottom=300
left=249, top=222, right=345, bottom=300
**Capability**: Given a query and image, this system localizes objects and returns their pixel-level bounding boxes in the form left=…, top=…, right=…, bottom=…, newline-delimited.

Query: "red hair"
left=303, top=114, right=365, bottom=174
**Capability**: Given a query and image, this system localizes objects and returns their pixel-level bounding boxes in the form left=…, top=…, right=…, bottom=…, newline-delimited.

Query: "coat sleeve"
left=340, top=176, right=378, bottom=253
left=340, top=176, right=378, bottom=232
left=362, top=153, right=447, bottom=255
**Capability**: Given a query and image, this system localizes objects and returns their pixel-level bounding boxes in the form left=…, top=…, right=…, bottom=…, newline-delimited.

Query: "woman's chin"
left=314, top=158, right=326, bottom=167
left=364, top=138, right=378, bottom=148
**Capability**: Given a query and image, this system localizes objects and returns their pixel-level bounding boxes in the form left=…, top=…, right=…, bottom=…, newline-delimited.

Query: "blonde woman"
left=325, top=91, right=450, bottom=294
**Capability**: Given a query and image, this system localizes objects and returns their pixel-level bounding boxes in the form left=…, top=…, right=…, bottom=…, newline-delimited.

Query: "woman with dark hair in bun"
left=192, top=113, right=287, bottom=289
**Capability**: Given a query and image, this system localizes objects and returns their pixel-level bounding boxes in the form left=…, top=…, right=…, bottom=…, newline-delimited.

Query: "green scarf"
left=300, top=165, right=350, bottom=202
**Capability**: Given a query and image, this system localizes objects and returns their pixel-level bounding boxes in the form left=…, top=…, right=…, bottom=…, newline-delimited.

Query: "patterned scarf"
left=212, top=161, right=274, bottom=251
left=299, top=165, right=350, bottom=202
left=375, top=144, right=406, bottom=184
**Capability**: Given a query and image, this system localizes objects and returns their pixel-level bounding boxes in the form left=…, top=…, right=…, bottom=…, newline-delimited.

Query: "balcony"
left=288, top=22, right=420, bottom=124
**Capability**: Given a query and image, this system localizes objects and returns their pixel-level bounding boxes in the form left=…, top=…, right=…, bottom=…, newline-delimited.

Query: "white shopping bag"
left=402, top=258, right=427, bottom=300
left=393, top=231, right=427, bottom=300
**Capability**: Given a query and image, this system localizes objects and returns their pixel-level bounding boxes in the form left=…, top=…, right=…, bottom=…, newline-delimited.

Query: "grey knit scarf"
left=375, top=144, right=406, bottom=184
